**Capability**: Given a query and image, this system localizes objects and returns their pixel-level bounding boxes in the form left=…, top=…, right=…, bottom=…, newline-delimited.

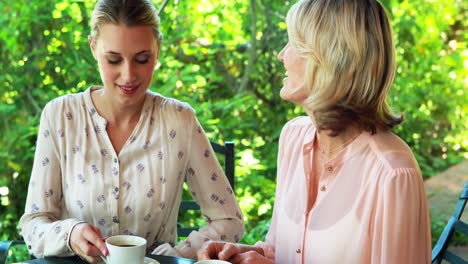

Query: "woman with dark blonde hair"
left=19, top=0, right=244, bottom=262
left=198, top=0, right=431, bottom=263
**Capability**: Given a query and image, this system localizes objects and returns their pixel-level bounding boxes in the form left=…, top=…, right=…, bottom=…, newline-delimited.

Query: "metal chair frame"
left=431, top=181, right=468, bottom=264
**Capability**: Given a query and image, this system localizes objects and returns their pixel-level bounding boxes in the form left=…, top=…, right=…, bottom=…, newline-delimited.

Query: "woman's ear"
left=88, top=35, right=97, bottom=60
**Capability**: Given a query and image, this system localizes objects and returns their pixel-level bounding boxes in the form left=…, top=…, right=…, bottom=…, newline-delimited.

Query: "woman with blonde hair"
left=20, top=0, right=244, bottom=262
left=198, top=0, right=431, bottom=263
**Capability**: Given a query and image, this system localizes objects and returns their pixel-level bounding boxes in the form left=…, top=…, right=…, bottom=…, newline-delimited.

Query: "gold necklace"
left=317, top=134, right=359, bottom=157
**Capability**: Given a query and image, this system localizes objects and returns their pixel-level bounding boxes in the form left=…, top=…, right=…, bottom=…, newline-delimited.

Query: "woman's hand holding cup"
left=69, top=223, right=108, bottom=263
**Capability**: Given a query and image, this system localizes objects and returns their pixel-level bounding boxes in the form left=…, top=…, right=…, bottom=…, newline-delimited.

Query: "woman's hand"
left=229, top=251, right=274, bottom=264
left=197, top=241, right=265, bottom=263
left=197, top=241, right=240, bottom=260
left=69, top=223, right=108, bottom=263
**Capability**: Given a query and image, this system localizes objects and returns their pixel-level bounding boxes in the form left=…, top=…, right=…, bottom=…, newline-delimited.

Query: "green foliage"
left=387, top=0, right=468, bottom=178
left=0, top=1, right=467, bottom=260
left=4, top=244, right=29, bottom=264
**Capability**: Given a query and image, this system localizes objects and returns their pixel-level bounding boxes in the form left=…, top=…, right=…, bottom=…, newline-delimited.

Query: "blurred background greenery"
left=0, top=0, right=467, bottom=262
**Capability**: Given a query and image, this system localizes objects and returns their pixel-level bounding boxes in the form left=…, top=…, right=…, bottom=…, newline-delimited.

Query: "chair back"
left=0, top=240, right=31, bottom=264
left=177, top=141, right=235, bottom=237
left=431, top=181, right=468, bottom=264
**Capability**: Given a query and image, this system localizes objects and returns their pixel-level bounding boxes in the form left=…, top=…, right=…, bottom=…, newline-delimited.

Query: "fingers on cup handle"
left=83, top=226, right=108, bottom=256
left=96, top=238, right=108, bottom=256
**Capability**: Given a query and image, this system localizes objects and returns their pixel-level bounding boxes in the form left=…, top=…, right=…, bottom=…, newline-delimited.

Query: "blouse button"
left=114, top=158, right=118, bottom=163
left=326, top=165, right=333, bottom=171
left=320, top=185, right=327, bottom=192
left=114, top=187, right=119, bottom=192
left=296, top=248, right=301, bottom=254
left=28, top=245, right=32, bottom=249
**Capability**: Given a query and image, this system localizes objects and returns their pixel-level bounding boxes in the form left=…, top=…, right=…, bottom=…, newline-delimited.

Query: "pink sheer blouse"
left=257, top=116, right=431, bottom=264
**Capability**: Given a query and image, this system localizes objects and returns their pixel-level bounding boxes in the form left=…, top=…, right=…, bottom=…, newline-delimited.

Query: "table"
left=15, top=255, right=196, bottom=264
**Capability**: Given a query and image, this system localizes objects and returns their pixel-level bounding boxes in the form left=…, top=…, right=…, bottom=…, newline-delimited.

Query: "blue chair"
left=432, top=181, right=468, bottom=264
left=0, top=240, right=31, bottom=264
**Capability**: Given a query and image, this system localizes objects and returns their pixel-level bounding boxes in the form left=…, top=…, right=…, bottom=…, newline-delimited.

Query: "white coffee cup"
left=100, top=235, right=147, bottom=264
left=195, top=260, right=231, bottom=264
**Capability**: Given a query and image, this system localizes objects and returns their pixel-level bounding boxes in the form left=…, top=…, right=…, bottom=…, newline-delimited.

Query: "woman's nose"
left=121, top=62, right=136, bottom=82
left=277, top=48, right=285, bottom=62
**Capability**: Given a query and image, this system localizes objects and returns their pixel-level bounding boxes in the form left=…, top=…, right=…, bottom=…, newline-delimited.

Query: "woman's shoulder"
left=281, top=116, right=315, bottom=136
left=369, top=130, right=420, bottom=172
left=283, top=116, right=314, bottom=129
left=146, top=90, right=195, bottom=115
left=42, top=90, right=86, bottom=114
left=279, top=116, right=315, bottom=146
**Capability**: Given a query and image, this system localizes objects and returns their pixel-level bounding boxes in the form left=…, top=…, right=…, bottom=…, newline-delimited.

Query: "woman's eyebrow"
left=105, top=51, right=121, bottom=55
left=135, top=50, right=152, bottom=55
left=104, top=50, right=151, bottom=55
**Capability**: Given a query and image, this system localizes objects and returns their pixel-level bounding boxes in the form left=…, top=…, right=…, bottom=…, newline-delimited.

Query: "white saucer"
left=145, top=257, right=160, bottom=264
left=98, top=256, right=159, bottom=264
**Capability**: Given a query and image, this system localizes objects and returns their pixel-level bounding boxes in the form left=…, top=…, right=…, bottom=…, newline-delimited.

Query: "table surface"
left=15, top=255, right=196, bottom=264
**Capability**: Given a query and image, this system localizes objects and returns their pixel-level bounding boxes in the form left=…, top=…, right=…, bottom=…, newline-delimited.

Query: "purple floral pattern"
left=19, top=88, right=244, bottom=259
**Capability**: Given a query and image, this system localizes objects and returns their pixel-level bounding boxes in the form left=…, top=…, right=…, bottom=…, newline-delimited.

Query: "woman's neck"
left=91, top=88, right=145, bottom=125
left=306, top=112, right=361, bottom=159
left=316, top=126, right=361, bottom=158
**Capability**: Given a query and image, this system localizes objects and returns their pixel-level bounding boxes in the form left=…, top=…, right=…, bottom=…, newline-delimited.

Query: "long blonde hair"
left=287, top=0, right=402, bottom=135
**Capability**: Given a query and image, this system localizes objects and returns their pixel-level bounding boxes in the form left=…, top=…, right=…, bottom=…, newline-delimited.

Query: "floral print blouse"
left=19, top=87, right=244, bottom=259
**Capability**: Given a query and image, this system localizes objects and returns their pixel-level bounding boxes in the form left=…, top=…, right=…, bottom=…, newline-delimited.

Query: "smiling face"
left=89, top=23, right=159, bottom=106
left=277, top=42, right=307, bottom=104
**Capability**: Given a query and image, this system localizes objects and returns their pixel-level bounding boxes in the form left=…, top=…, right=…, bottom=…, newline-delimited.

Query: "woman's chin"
left=280, top=86, right=306, bottom=104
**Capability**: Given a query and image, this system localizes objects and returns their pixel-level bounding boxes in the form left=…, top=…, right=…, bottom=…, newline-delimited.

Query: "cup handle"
left=100, top=255, right=108, bottom=264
